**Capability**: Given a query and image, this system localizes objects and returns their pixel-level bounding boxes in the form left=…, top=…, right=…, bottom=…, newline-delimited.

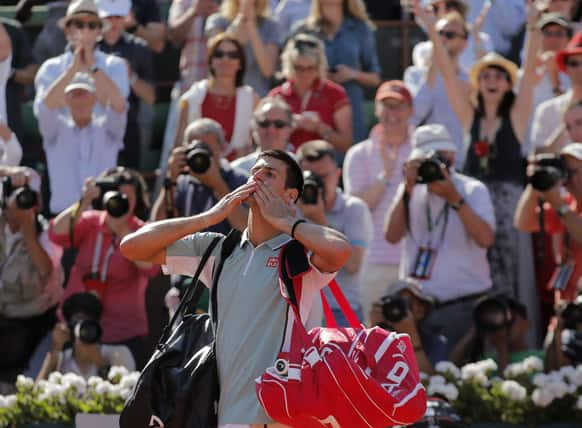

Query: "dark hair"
left=62, top=292, right=103, bottom=322
left=257, top=149, right=304, bottom=201
left=295, top=139, right=338, bottom=165
left=475, top=65, right=516, bottom=118
left=207, top=33, right=246, bottom=87
left=99, top=166, right=150, bottom=221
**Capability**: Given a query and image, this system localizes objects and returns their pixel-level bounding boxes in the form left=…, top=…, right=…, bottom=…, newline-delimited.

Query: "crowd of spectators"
left=2, top=0, right=582, bottom=395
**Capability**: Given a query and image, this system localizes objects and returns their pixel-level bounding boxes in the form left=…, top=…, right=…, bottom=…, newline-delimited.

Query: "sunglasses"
left=213, top=49, right=240, bottom=60
left=293, top=64, right=317, bottom=73
left=294, top=39, right=318, bottom=50
left=438, top=30, right=467, bottom=40
left=68, top=20, right=101, bottom=30
left=566, top=58, right=582, bottom=68
left=257, top=119, right=289, bottom=129
left=542, top=28, right=569, bottom=38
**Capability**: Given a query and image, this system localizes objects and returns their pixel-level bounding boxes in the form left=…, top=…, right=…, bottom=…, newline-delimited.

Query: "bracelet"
left=450, top=197, right=465, bottom=211
left=290, top=219, right=307, bottom=239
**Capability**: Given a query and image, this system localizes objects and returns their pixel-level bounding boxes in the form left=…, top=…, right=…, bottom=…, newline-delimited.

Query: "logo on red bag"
left=266, top=257, right=279, bottom=268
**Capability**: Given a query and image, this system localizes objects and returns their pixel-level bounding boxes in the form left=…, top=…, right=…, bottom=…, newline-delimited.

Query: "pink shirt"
left=49, top=211, right=159, bottom=343
left=343, top=125, right=412, bottom=265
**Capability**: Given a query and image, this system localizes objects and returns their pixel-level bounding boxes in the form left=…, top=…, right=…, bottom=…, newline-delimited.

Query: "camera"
left=559, top=296, right=582, bottom=329
left=93, top=177, right=129, bottom=218
left=69, top=319, right=102, bottom=344
left=1, top=176, right=38, bottom=210
left=380, top=295, right=409, bottom=324
left=417, top=151, right=450, bottom=184
left=527, top=154, right=568, bottom=192
left=185, top=140, right=212, bottom=174
left=473, top=296, right=513, bottom=332
left=301, top=171, right=325, bottom=205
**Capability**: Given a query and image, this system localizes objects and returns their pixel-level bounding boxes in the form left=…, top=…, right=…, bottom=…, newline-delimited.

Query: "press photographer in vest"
left=151, top=118, right=249, bottom=232
left=370, top=278, right=448, bottom=374
left=0, top=167, right=63, bottom=389
left=384, top=124, right=495, bottom=349
left=295, top=139, right=372, bottom=326
left=49, top=167, right=158, bottom=368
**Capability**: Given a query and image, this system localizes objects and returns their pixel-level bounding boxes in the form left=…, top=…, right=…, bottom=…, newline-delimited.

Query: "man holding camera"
left=296, top=140, right=372, bottom=325
left=384, top=124, right=495, bottom=348
left=151, top=118, right=249, bottom=231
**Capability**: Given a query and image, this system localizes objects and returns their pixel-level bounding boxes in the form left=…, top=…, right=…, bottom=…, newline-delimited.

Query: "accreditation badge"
left=410, top=247, right=438, bottom=279
left=548, top=262, right=575, bottom=291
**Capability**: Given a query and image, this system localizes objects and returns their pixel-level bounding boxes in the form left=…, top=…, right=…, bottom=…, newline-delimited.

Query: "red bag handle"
left=321, top=279, right=362, bottom=329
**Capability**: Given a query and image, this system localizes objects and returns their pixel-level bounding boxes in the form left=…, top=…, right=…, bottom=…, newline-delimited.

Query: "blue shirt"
left=293, top=18, right=381, bottom=143
left=174, top=160, right=249, bottom=234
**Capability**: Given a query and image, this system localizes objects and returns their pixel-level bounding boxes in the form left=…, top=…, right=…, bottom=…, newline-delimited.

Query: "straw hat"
left=469, top=52, right=519, bottom=88
left=58, top=0, right=102, bottom=29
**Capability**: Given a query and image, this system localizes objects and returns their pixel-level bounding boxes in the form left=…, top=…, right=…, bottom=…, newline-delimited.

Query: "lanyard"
left=424, top=201, right=449, bottom=248
left=91, top=231, right=116, bottom=282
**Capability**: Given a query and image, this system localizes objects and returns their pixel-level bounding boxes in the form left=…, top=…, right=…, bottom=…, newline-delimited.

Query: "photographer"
left=450, top=295, right=537, bottom=372
left=545, top=294, right=582, bottom=371
left=37, top=292, right=135, bottom=381
left=0, top=167, right=63, bottom=388
left=370, top=278, right=448, bottom=374
left=296, top=140, right=372, bottom=325
left=514, top=143, right=582, bottom=301
left=49, top=167, right=158, bottom=368
left=151, top=118, right=249, bottom=232
left=384, top=124, right=495, bottom=349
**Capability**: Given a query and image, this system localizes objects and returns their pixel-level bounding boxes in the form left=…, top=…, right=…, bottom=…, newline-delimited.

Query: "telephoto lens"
left=1, top=176, right=38, bottom=210
left=527, top=154, right=568, bottom=192
left=380, top=295, right=409, bottom=324
left=417, top=151, right=449, bottom=184
left=103, top=191, right=129, bottom=218
left=301, top=171, right=324, bottom=205
left=473, top=296, right=512, bottom=332
left=71, top=319, right=103, bottom=344
left=186, top=141, right=212, bottom=174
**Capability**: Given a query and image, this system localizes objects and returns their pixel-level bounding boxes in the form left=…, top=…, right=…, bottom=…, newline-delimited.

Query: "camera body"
left=69, top=319, right=103, bottom=345
left=185, top=140, right=212, bottom=174
left=559, top=297, right=582, bottom=329
left=527, top=154, right=568, bottom=192
left=473, top=296, right=513, bottom=332
left=301, top=171, right=325, bottom=205
left=417, top=151, right=450, bottom=184
left=93, top=177, right=129, bottom=218
left=380, top=294, right=410, bottom=324
left=1, top=176, right=38, bottom=210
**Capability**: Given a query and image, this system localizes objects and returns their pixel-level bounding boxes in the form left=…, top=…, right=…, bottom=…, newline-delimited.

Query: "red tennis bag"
left=256, top=243, right=426, bottom=428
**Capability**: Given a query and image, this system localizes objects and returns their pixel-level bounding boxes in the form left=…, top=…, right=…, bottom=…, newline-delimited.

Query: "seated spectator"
left=413, top=0, right=493, bottom=74
left=37, top=292, right=135, bottom=381
left=384, top=124, right=495, bottom=348
left=152, top=118, right=249, bottom=231
left=405, top=10, right=471, bottom=167
left=296, top=140, right=372, bottom=325
left=174, top=33, right=257, bottom=158
left=291, top=0, right=381, bottom=143
left=274, top=0, right=310, bottom=37
left=531, top=33, right=582, bottom=152
left=515, top=143, right=582, bottom=302
left=450, top=295, right=539, bottom=372
left=97, top=0, right=156, bottom=169
left=370, top=278, right=449, bottom=374
left=0, top=167, right=63, bottom=388
left=232, top=96, right=294, bottom=173
left=126, top=0, right=166, bottom=54
left=34, top=0, right=130, bottom=117
left=38, top=71, right=126, bottom=215
left=269, top=33, right=352, bottom=153
left=343, top=81, right=413, bottom=323
left=545, top=294, right=582, bottom=371
left=49, top=167, right=158, bottom=368
left=206, top=0, right=281, bottom=97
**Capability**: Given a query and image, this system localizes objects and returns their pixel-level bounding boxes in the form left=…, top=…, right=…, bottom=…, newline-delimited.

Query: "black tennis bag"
left=120, top=230, right=241, bottom=428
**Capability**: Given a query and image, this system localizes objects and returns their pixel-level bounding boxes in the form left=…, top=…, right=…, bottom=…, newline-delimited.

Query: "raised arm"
left=514, top=184, right=542, bottom=232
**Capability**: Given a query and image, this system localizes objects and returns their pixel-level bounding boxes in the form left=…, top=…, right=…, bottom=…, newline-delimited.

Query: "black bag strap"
left=278, top=239, right=309, bottom=310
left=157, top=235, right=221, bottom=347
left=210, top=229, right=242, bottom=328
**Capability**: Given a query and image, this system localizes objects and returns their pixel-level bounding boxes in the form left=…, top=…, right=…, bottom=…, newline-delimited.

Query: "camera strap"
left=424, top=201, right=449, bottom=249
left=90, top=231, right=116, bottom=282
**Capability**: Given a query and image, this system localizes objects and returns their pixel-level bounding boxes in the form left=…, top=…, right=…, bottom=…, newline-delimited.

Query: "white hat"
left=409, top=124, right=457, bottom=160
left=386, top=278, right=435, bottom=308
left=561, top=143, right=582, bottom=160
left=65, top=72, right=96, bottom=94
left=58, top=0, right=102, bottom=28
left=95, top=0, right=131, bottom=18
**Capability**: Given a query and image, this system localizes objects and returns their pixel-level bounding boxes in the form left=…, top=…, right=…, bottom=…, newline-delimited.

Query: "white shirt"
left=529, top=90, right=572, bottom=151
left=399, top=172, right=495, bottom=302
left=37, top=102, right=126, bottom=213
left=58, top=344, right=135, bottom=379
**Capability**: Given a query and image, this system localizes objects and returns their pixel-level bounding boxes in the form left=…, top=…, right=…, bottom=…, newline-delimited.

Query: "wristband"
left=450, top=197, right=465, bottom=211
left=291, top=219, right=307, bottom=239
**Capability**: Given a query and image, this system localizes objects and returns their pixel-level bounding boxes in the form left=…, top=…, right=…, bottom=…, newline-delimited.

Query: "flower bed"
left=426, top=358, right=582, bottom=425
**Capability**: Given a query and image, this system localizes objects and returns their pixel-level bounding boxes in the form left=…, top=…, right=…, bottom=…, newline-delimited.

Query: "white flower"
left=427, top=382, right=459, bottom=402
left=567, top=366, right=582, bottom=387
left=435, top=361, right=461, bottom=379
left=16, top=375, right=34, bottom=389
left=95, top=380, right=113, bottom=396
left=0, top=396, right=7, bottom=409
left=500, top=380, right=527, bottom=402
left=533, top=373, right=548, bottom=388
left=61, top=373, right=86, bottom=395
left=576, top=396, right=582, bottom=411
left=48, top=372, right=63, bottom=384
left=476, top=359, right=498, bottom=373
left=108, top=366, right=129, bottom=382
left=547, top=380, right=570, bottom=399
left=532, top=388, right=554, bottom=408
left=503, top=362, right=524, bottom=378
left=88, top=376, right=102, bottom=387
left=109, top=384, right=124, bottom=398
left=120, top=373, right=139, bottom=390
left=36, top=380, right=49, bottom=392
left=522, top=356, right=544, bottom=373
left=429, top=375, right=446, bottom=386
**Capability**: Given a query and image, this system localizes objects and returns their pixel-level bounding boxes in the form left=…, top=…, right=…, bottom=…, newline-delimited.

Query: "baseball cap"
left=556, top=32, right=582, bottom=72
left=95, top=0, right=131, bottom=18
left=387, top=278, right=435, bottom=308
left=409, top=124, right=457, bottom=160
left=537, top=12, right=571, bottom=31
left=375, top=80, right=412, bottom=105
left=58, top=0, right=102, bottom=28
left=65, top=72, right=96, bottom=94
left=561, top=142, right=582, bottom=160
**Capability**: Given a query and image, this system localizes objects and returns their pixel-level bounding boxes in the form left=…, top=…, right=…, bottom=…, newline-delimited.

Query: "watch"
left=89, top=64, right=99, bottom=74
left=557, top=204, right=571, bottom=218
left=450, top=197, right=465, bottom=211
